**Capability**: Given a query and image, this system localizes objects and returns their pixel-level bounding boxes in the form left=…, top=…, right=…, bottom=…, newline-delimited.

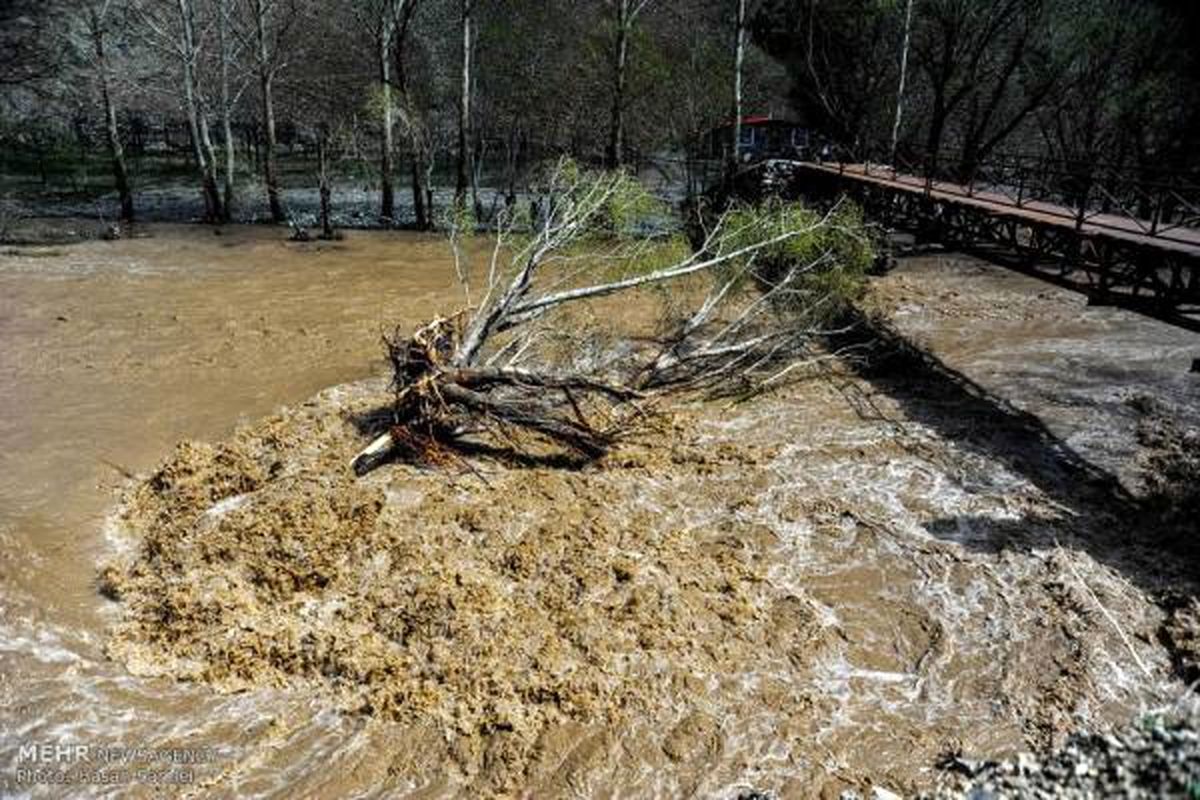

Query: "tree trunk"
left=391, top=0, right=426, bottom=229
left=424, top=161, right=435, bottom=224
left=455, top=0, right=473, bottom=209
left=253, top=0, right=284, bottom=223
left=199, top=114, right=223, bottom=220
left=260, top=73, right=282, bottom=222
left=925, top=87, right=948, bottom=180
left=318, top=132, right=333, bottom=239
left=890, top=0, right=914, bottom=163
left=471, top=132, right=484, bottom=220
left=606, top=0, right=629, bottom=170
left=176, top=0, right=221, bottom=222
left=220, top=117, right=236, bottom=221
left=730, top=0, right=746, bottom=173
left=958, top=137, right=980, bottom=185
left=411, top=159, right=428, bottom=229
left=379, top=23, right=396, bottom=221
left=218, top=0, right=236, bottom=222
left=90, top=8, right=134, bottom=222
left=505, top=129, right=518, bottom=199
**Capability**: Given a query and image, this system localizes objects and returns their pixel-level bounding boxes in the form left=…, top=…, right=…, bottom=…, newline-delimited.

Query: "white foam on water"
left=202, top=493, right=250, bottom=518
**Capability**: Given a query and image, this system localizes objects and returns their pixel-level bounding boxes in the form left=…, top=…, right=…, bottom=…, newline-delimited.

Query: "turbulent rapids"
left=0, top=226, right=1197, bottom=798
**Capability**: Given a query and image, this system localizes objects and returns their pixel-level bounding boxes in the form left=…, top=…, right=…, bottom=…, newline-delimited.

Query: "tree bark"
left=390, top=0, right=427, bottom=229
left=199, top=114, right=223, bottom=216
left=471, top=131, right=484, bottom=220
left=318, top=131, right=333, bottom=238
left=954, top=7, right=1053, bottom=180
left=410, top=160, right=428, bottom=228
left=252, top=0, right=284, bottom=223
left=176, top=0, right=221, bottom=222
left=260, top=73, right=282, bottom=222
left=455, top=0, right=473, bottom=209
left=89, top=5, right=134, bottom=222
left=217, top=0, right=236, bottom=222
left=890, top=0, right=914, bottom=163
left=730, top=0, right=746, bottom=173
left=606, top=0, right=630, bottom=170
left=379, top=13, right=396, bottom=221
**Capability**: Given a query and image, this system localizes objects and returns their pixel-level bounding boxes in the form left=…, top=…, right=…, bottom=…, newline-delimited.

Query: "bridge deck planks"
left=798, top=162, right=1200, bottom=257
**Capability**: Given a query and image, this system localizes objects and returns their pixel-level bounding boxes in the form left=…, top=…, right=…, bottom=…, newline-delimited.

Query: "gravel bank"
left=921, top=714, right=1200, bottom=799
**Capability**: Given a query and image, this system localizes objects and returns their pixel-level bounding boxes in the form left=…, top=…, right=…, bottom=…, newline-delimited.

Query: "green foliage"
left=361, top=83, right=394, bottom=123
left=528, top=157, right=667, bottom=238
left=440, top=200, right=477, bottom=238
left=595, top=174, right=665, bottom=237
left=602, top=233, right=692, bottom=282
left=717, top=199, right=873, bottom=322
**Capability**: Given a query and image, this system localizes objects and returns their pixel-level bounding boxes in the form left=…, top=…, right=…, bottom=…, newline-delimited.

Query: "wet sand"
left=1, top=226, right=1197, bottom=798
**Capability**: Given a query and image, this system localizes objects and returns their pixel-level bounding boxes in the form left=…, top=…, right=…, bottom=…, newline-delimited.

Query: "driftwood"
left=352, top=313, right=642, bottom=475
left=352, top=160, right=864, bottom=475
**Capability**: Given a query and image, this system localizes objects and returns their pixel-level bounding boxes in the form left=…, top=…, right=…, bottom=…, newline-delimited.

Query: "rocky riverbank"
left=921, top=713, right=1200, bottom=799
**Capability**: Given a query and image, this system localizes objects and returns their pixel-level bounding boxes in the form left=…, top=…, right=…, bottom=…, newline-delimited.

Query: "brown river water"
left=0, top=225, right=1197, bottom=798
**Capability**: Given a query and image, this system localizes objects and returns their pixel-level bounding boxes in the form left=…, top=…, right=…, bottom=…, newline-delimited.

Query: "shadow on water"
left=824, top=309, right=1198, bottom=600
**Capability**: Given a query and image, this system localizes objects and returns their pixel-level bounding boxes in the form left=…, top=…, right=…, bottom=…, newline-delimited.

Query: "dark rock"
left=923, top=715, right=1200, bottom=799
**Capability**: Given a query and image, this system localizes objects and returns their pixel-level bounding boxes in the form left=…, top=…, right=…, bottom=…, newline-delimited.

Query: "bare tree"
left=185, top=0, right=223, bottom=221
left=135, top=0, right=224, bottom=221
left=356, top=0, right=421, bottom=223
left=81, top=0, right=135, bottom=222
left=890, top=0, right=914, bottom=162
left=730, top=0, right=747, bottom=171
left=755, top=0, right=899, bottom=149
left=1037, top=0, right=1171, bottom=176
left=0, top=0, right=62, bottom=88
left=914, top=0, right=1060, bottom=178
left=455, top=0, right=474, bottom=210
left=377, top=1, right=400, bottom=220
left=316, top=124, right=334, bottom=238
left=390, top=0, right=431, bottom=228
left=215, top=0, right=243, bottom=221
left=605, top=0, right=654, bottom=170
left=242, top=0, right=295, bottom=223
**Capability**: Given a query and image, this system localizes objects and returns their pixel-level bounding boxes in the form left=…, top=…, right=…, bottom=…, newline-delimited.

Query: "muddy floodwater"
left=1, top=226, right=1197, bottom=798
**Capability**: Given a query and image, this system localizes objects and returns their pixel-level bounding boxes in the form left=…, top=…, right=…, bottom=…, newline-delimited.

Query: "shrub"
left=716, top=198, right=874, bottom=324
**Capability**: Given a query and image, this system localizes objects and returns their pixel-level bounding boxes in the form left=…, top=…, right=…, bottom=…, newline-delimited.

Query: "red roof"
left=713, top=115, right=799, bottom=129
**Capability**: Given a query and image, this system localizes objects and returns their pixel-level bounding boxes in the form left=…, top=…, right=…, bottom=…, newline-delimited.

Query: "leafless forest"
left=2, top=0, right=1198, bottom=228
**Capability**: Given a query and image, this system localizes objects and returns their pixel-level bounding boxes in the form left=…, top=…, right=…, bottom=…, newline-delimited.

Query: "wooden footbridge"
left=770, top=155, right=1200, bottom=338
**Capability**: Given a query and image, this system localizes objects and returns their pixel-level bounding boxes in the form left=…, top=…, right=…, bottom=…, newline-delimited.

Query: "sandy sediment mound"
left=100, top=378, right=828, bottom=792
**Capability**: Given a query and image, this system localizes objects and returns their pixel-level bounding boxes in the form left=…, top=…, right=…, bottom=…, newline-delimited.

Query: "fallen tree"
left=352, top=159, right=874, bottom=475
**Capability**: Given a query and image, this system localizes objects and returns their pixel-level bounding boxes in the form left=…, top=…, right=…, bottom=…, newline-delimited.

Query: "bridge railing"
left=822, top=145, right=1200, bottom=244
